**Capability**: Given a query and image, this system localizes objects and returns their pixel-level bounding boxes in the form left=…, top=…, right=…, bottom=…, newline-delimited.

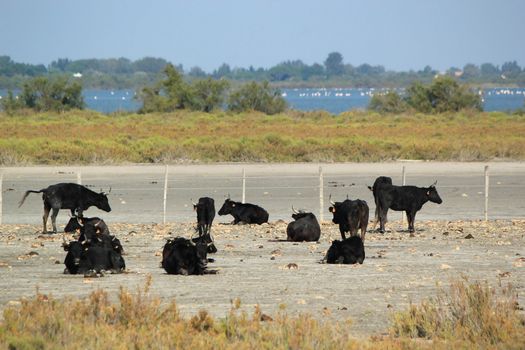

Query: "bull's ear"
left=63, top=243, right=70, bottom=251
left=329, top=207, right=335, bottom=213
left=367, top=185, right=373, bottom=191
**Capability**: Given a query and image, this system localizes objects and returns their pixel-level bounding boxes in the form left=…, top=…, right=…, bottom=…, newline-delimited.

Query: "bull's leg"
left=378, top=208, right=387, bottom=233
left=339, top=227, right=347, bottom=240
left=360, top=222, right=367, bottom=242
left=408, top=211, right=416, bottom=233
left=50, top=208, right=60, bottom=234
left=42, top=205, right=51, bottom=234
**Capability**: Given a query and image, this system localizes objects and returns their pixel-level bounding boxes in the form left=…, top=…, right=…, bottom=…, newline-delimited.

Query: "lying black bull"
left=192, top=197, right=217, bottom=253
left=325, top=236, right=365, bottom=264
left=161, top=237, right=213, bottom=275
left=65, top=216, right=124, bottom=255
left=329, top=195, right=369, bottom=241
left=373, top=178, right=443, bottom=233
left=286, top=207, right=321, bottom=242
left=18, top=183, right=111, bottom=234
left=218, top=198, right=269, bottom=225
left=63, top=234, right=125, bottom=276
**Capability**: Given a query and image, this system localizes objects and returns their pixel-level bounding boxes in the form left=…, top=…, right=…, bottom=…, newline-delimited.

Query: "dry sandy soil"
left=1, top=219, right=524, bottom=336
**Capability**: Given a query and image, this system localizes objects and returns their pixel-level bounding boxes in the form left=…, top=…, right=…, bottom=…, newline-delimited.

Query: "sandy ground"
left=0, top=162, right=524, bottom=336
left=0, top=219, right=524, bottom=336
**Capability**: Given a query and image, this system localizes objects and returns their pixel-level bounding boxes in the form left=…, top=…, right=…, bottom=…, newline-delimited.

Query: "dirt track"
left=1, top=219, right=524, bottom=336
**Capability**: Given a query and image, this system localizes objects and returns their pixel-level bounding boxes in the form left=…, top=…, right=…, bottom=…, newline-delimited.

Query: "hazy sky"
left=1, top=0, right=524, bottom=72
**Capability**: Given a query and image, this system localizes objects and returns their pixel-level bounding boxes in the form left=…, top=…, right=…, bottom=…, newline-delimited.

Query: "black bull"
left=218, top=199, right=269, bottom=224
left=286, top=209, right=321, bottom=242
left=371, top=178, right=443, bottom=233
left=329, top=197, right=369, bottom=241
left=18, top=183, right=111, bottom=234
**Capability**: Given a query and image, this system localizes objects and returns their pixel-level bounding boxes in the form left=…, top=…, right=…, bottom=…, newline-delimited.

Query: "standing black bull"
left=192, top=197, right=217, bottom=253
left=18, top=183, right=111, bottom=234
left=161, top=237, right=212, bottom=275
left=218, top=198, right=269, bottom=225
left=373, top=178, right=443, bottom=233
left=367, top=176, right=393, bottom=228
left=325, top=236, right=365, bottom=264
left=329, top=195, right=369, bottom=241
left=286, top=207, right=321, bottom=242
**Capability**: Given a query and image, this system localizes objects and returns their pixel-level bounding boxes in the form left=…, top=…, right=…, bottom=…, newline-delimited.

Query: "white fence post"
left=0, top=174, right=3, bottom=225
left=319, top=166, right=324, bottom=222
left=242, top=168, right=246, bottom=204
left=401, top=166, right=406, bottom=223
left=484, top=165, right=489, bottom=221
left=77, top=171, right=82, bottom=185
left=163, top=165, right=169, bottom=224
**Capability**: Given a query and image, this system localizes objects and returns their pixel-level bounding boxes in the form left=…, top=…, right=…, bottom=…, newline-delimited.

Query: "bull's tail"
left=18, top=190, right=43, bottom=208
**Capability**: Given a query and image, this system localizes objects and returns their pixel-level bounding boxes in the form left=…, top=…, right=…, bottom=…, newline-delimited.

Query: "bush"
left=19, top=76, right=84, bottom=112
left=405, top=76, right=482, bottom=113
left=391, top=277, right=525, bottom=346
left=227, top=81, right=287, bottom=115
left=368, top=91, right=408, bottom=113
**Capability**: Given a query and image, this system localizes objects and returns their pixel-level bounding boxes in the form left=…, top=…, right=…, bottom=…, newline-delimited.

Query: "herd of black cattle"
left=17, top=177, right=442, bottom=276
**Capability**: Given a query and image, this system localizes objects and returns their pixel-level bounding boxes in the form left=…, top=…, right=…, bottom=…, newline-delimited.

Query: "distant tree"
left=213, top=63, right=231, bottom=78
left=368, top=91, right=408, bottom=113
left=49, top=58, right=71, bottom=72
left=324, top=52, right=344, bottom=76
left=301, top=63, right=325, bottom=80
left=132, top=57, right=169, bottom=73
left=188, top=66, right=207, bottom=78
left=480, top=63, right=499, bottom=77
left=356, top=63, right=385, bottom=76
left=462, top=64, right=480, bottom=79
left=501, top=61, right=521, bottom=79
left=228, top=81, right=287, bottom=115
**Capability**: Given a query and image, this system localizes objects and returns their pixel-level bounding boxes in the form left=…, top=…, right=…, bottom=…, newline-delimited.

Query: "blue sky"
left=1, top=0, right=524, bottom=72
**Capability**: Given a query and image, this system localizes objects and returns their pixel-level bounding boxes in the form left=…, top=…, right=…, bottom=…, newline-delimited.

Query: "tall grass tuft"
left=390, top=277, right=525, bottom=347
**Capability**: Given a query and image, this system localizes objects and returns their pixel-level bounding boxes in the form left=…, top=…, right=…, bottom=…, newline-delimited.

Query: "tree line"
left=1, top=53, right=524, bottom=89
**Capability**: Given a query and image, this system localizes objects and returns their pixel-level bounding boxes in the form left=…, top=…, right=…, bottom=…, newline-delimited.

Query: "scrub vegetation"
left=0, top=109, right=524, bottom=165
left=1, top=277, right=523, bottom=349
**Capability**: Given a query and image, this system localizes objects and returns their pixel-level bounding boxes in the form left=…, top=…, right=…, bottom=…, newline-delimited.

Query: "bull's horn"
left=346, top=194, right=349, bottom=200
left=76, top=217, right=84, bottom=226
left=191, top=198, right=197, bottom=206
left=292, top=205, right=299, bottom=214
left=62, top=234, right=68, bottom=247
left=227, top=193, right=231, bottom=199
left=329, top=194, right=335, bottom=206
left=431, top=181, right=437, bottom=187
left=108, top=187, right=112, bottom=193
left=94, top=220, right=101, bottom=227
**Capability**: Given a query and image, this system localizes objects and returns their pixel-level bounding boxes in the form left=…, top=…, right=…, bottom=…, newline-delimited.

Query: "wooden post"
left=484, top=165, right=489, bottom=221
left=242, top=168, right=246, bottom=204
left=319, top=166, right=324, bottom=222
left=0, top=174, right=3, bottom=225
left=163, top=165, right=169, bottom=224
left=401, top=166, right=406, bottom=223
left=77, top=171, right=82, bottom=185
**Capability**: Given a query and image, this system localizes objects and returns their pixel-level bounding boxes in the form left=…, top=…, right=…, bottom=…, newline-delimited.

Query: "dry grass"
left=0, top=109, right=524, bottom=164
left=390, top=277, right=525, bottom=349
left=1, top=276, right=523, bottom=349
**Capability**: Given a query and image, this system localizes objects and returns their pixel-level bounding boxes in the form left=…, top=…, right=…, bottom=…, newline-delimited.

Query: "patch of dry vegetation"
left=0, top=109, right=524, bottom=164
left=1, top=276, right=523, bottom=349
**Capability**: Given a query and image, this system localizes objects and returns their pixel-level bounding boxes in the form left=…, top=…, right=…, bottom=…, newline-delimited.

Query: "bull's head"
left=218, top=198, right=235, bottom=216
left=426, top=181, right=443, bottom=204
